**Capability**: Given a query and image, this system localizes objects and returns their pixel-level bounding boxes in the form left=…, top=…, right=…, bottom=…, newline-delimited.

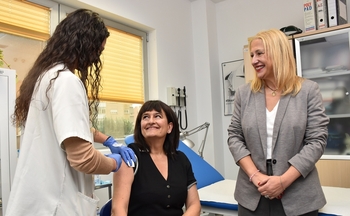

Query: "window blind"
left=0, top=0, right=50, bottom=41
left=100, top=26, right=144, bottom=104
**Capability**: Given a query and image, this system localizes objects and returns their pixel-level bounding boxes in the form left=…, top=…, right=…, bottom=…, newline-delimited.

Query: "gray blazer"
left=228, top=79, right=329, bottom=216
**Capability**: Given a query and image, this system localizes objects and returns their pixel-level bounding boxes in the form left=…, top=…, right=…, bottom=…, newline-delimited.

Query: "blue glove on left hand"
left=106, top=153, right=122, bottom=172
left=103, top=136, right=136, bottom=167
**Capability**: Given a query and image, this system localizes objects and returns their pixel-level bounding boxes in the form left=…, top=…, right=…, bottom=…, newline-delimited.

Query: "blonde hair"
left=248, top=28, right=303, bottom=96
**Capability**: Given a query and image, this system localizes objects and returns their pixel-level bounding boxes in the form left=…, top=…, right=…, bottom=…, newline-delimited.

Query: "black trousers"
left=237, top=160, right=318, bottom=216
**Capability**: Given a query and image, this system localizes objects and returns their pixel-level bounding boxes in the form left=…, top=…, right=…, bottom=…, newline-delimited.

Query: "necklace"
left=265, top=84, right=277, bottom=96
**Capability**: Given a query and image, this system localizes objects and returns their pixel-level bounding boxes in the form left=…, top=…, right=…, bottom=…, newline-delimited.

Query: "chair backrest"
left=99, top=198, right=112, bottom=216
left=124, top=134, right=224, bottom=189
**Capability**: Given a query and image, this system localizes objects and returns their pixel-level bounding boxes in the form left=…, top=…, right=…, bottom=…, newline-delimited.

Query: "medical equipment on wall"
left=167, top=86, right=188, bottom=130
left=180, top=122, right=210, bottom=158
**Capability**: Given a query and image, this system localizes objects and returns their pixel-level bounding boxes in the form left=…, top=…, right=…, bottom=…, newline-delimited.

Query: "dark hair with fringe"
left=133, top=100, right=180, bottom=158
left=13, top=9, right=110, bottom=128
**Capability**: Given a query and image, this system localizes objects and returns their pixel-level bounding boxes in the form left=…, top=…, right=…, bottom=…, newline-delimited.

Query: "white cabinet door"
left=0, top=68, right=17, bottom=215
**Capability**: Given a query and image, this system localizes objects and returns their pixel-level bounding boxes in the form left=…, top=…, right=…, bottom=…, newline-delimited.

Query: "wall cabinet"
left=294, top=25, right=350, bottom=188
left=294, top=25, right=350, bottom=160
left=316, top=159, right=350, bottom=188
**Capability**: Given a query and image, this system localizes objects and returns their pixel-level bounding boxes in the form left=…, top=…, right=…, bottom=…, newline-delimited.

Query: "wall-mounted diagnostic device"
left=167, top=86, right=188, bottom=130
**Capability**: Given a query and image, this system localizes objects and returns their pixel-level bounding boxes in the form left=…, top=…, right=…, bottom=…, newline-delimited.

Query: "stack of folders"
left=303, top=0, right=348, bottom=31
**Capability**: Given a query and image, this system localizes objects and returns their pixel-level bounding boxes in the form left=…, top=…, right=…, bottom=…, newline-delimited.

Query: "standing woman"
left=7, top=9, right=134, bottom=216
left=111, top=100, right=201, bottom=216
left=227, top=29, right=329, bottom=216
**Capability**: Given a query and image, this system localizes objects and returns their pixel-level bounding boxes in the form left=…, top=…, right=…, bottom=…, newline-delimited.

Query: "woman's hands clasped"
left=252, top=173, right=284, bottom=200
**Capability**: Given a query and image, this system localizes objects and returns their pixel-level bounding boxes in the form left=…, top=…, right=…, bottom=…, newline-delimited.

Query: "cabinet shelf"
left=302, top=70, right=350, bottom=79
left=321, top=155, right=350, bottom=160
left=328, top=114, right=350, bottom=119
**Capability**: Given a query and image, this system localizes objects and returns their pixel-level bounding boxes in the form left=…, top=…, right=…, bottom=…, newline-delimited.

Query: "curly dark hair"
left=13, top=9, right=110, bottom=127
left=134, top=100, right=180, bottom=158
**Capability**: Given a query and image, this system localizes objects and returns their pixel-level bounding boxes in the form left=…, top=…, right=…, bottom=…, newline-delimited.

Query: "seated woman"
left=111, top=100, right=201, bottom=216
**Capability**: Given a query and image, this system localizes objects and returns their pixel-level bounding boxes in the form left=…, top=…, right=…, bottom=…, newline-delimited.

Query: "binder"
left=337, top=0, right=348, bottom=25
left=316, top=0, right=328, bottom=29
left=303, top=0, right=317, bottom=32
left=327, top=0, right=348, bottom=27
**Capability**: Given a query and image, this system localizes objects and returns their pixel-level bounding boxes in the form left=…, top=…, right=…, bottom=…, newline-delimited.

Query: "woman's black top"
left=128, top=143, right=197, bottom=216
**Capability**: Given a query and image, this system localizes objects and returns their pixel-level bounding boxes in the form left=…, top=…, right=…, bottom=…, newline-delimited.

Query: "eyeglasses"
left=280, top=25, right=303, bottom=36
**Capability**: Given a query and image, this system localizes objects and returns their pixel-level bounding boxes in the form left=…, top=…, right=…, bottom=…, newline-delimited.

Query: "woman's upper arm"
left=227, top=85, right=251, bottom=163
left=305, top=81, right=329, bottom=145
left=184, top=184, right=201, bottom=215
left=289, top=81, right=329, bottom=177
left=111, top=160, right=134, bottom=215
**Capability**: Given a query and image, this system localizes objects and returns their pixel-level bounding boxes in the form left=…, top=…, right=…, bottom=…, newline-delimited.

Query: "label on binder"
left=316, top=0, right=328, bottom=29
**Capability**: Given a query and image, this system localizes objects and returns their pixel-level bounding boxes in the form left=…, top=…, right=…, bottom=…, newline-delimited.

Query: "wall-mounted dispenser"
left=167, top=87, right=178, bottom=106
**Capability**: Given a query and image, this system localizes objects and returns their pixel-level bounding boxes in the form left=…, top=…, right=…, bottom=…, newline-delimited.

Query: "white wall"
left=215, top=0, right=305, bottom=179
left=52, top=0, right=325, bottom=181
left=53, top=0, right=222, bottom=166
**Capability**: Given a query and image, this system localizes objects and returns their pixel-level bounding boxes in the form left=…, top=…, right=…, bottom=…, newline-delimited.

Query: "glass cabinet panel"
left=295, top=28, right=350, bottom=159
left=295, top=28, right=350, bottom=78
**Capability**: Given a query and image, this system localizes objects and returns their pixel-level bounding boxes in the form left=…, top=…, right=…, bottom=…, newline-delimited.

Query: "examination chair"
left=99, top=134, right=224, bottom=216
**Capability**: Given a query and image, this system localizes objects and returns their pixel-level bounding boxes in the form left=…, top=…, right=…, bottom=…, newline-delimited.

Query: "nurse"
left=7, top=9, right=135, bottom=216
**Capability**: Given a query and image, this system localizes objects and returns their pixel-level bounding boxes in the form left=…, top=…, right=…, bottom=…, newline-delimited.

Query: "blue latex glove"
left=103, top=136, right=136, bottom=167
left=106, top=153, right=122, bottom=172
